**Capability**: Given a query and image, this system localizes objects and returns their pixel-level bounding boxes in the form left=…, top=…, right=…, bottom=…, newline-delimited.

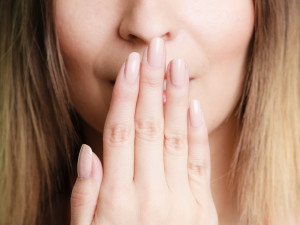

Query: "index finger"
left=102, top=52, right=140, bottom=188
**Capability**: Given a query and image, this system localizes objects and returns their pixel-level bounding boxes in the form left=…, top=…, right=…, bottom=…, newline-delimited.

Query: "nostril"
left=129, top=34, right=138, bottom=40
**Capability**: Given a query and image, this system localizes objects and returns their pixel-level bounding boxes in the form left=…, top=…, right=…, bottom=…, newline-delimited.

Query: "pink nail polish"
left=171, top=59, right=186, bottom=87
left=147, top=37, right=164, bottom=67
left=125, top=52, right=140, bottom=83
left=190, top=100, right=204, bottom=128
left=77, top=144, right=93, bottom=178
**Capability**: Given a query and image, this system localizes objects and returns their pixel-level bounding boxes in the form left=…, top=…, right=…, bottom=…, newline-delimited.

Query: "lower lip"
left=163, top=91, right=167, bottom=105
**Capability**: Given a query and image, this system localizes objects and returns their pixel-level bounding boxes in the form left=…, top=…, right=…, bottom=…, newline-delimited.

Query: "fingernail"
left=190, top=100, right=204, bottom=128
left=171, top=59, right=186, bottom=87
left=147, top=37, right=164, bottom=67
left=77, top=144, right=93, bottom=178
left=125, top=52, right=140, bottom=83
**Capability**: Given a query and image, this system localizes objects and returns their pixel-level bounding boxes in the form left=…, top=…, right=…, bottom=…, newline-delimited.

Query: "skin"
left=54, top=0, right=254, bottom=224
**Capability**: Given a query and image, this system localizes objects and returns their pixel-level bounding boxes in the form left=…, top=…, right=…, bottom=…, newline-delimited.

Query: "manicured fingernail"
left=171, top=59, right=186, bottom=87
left=190, top=100, right=204, bottom=128
left=147, top=37, right=164, bottom=67
left=77, top=144, right=93, bottom=178
left=125, top=52, right=140, bottom=83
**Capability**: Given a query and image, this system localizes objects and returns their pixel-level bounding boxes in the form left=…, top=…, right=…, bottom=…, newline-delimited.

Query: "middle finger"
left=134, top=37, right=166, bottom=188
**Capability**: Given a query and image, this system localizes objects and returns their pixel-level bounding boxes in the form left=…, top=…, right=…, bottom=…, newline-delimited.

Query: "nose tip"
left=128, top=32, right=171, bottom=46
left=118, top=2, right=175, bottom=45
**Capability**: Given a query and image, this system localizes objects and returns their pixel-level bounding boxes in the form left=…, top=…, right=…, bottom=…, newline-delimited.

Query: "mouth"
left=109, top=78, right=195, bottom=106
left=110, top=78, right=195, bottom=85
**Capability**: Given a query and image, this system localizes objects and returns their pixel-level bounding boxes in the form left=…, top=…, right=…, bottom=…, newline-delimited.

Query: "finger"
left=134, top=37, right=166, bottom=187
left=102, top=52, right=140, bottom=188
left=164, top=59, right=190, bottom=192
left=71, top=144, right=103, bottom=225
left=187, top=100, right=212, bottom=205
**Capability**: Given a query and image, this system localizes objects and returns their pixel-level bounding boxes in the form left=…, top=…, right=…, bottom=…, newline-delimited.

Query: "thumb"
left=71, top=144, right=103, bottom=225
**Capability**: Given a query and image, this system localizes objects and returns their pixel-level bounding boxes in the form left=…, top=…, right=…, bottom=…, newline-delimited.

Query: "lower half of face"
left=54, top=0, right=254, bottom=135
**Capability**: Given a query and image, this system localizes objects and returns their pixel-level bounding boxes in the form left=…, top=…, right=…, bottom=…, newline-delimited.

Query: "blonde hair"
left=0, top=0, right=81, bottom=224
left=0, top=0, right=299, bottom=225
left=230, top=0, right=300, bottom=224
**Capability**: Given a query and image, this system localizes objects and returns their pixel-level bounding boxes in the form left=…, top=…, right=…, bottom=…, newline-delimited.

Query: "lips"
left=110, top=77, right=194, bottom=105
left=109, top=63, right=194, bottom=85
left=110, top=77, right=194, bottom=85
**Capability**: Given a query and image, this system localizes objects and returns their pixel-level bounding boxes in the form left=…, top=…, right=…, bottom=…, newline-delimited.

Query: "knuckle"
left=71, top=187, right=93, bottom=208
left=135, top=119, right=163, bottom=141
left=100, top=184, right=133, bottom=212
left=141, top=74, right=161, bottom=88
left=187, top=160, right=208, bottom=178
left=164, top=131, right=187, bottom=152
left=192, top=130, right=209, bottom=146
left=100, top=194, right=127, bottom=218
left=104, top=123, right=132, bottom=147
left=113, top=84, right=136, bottom=102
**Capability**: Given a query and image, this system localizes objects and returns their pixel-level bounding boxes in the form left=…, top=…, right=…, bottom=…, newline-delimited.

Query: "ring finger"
left=163, top=59, right=190, bottom=192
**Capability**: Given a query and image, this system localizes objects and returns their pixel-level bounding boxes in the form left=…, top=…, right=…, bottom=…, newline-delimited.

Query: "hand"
left=70, top=37, right=218, bottom=225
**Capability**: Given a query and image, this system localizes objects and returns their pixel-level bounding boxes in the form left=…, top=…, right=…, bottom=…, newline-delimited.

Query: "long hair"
left=0, top=0, right=82, bottom=224
left=230, top=0, right=300, bottom=224
left=0, top=0, right=299, bottom=225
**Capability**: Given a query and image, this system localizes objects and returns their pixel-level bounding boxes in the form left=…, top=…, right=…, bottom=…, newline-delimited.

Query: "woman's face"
left=54, top=0, right=254, bottom=135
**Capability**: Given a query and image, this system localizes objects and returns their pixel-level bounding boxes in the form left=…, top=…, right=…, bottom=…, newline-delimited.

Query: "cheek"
left=54, top=0, right=118, bottom=132
left=188, top=0, right=254, bottom=58
left=187, top=0, right=254, bottom=132
left=54, top=0, right=115, bottom=68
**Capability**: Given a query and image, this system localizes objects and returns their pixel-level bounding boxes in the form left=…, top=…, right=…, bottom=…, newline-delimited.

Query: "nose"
left=118, top=1, right=178, bottom=45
